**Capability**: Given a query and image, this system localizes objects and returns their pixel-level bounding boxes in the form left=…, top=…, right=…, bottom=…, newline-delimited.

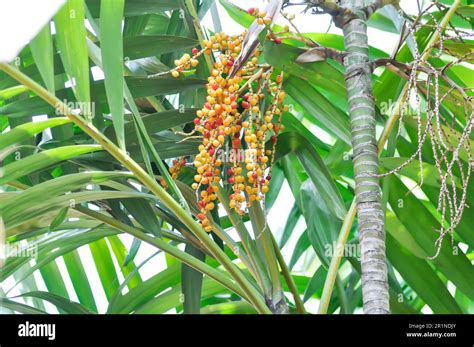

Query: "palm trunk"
left=341, top=0, right=390, bottom=313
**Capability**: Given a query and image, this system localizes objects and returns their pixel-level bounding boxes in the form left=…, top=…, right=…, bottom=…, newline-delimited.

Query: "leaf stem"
left=214, top=186, right=273, bottom=295
left=318, top=200, right=356, bottom=314
left=271, top=234, right=306, bottom=314
left=248, top=205, right=282, bottom=292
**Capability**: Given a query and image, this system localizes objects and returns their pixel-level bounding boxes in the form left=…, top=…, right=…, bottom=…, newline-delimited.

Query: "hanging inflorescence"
left=377, top=2, right=474, bottom=258
left=161, top=9, right=288, bottom=232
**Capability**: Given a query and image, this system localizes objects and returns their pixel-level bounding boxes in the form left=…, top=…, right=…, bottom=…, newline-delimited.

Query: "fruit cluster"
left=247, top=7, right=273, bottom=26
left=171, top=48, right=203, bottom=78
left=205, top=37, right=286, bottom=230
left=168, top=157, right=187, bottom=180
left=166, top=28, right=287, bottom=232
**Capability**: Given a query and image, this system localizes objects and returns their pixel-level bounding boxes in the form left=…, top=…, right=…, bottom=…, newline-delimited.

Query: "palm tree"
left=321, top=0, right=393, bottom=314
left=0, top=0, right=472, bottom=315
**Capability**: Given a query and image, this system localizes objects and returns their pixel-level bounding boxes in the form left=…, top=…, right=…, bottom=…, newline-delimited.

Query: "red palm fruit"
left=192, top=47, right=199, bottom=55
left=197, top=213, right=205, bottom=220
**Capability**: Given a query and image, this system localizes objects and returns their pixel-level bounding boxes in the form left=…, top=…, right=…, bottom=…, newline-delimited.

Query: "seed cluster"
left=168, top=30, right=287, bottom=231
left=247, top=7, right=273, bottom=26
left=171, top=47, right=203, bottom=77
left=159, top=2, right=290, bottom=231
left=169, top=157, right=187, bottom=180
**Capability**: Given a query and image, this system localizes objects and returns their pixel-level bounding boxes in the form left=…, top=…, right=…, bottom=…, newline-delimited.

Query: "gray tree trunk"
left=341, top=0, right=390, bottom=313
